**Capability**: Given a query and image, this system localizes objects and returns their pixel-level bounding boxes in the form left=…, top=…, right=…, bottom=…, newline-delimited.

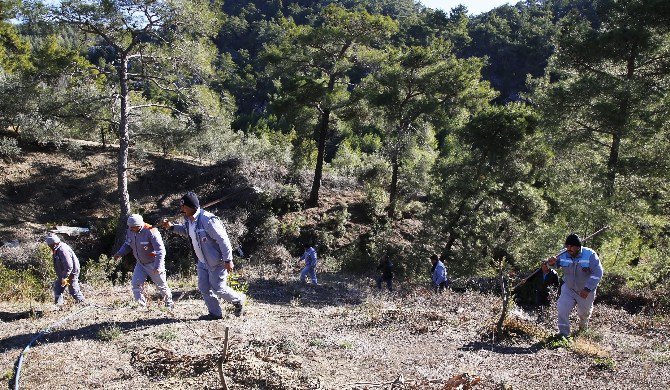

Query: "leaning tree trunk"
left=114, top=57, right=132, bottom=248
left=307, top=108, right=330, bottom=208
left=307, top=68, right=341, bottom=209
left=388, top=154, right=400, bottom=219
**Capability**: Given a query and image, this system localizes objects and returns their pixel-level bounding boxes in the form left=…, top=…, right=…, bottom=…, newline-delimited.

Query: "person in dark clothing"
left=534, top=262, right=559, bottom=306
left=376, top=255, right=394, bottom=292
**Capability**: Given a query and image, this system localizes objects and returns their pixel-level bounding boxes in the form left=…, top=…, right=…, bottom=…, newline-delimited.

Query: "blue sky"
left=420, top=0, right=513, bottom=15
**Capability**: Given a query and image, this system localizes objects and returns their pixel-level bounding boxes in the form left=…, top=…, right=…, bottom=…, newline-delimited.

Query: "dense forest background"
left=1, top=0, right=669, bottom=305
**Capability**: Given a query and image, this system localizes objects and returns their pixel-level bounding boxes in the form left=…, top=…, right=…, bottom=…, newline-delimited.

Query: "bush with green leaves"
left=255, top=214, right=280, bottom=246
left=331, top=140, right=364, bottom=177
left=81, top=254, right=115, bottom=287
left=278, top=216, right=303, bottom=248
left=91, top=215, right=119, bottom=254
left=36, top=242, right=56, bottom=280
left=228, top=272, right=249, bottom=295
left=357, top=153, right=390, bottom=186
left=0, top=136, right=21, bottom=161
left=16, top=113, right=65, bottom=146
left=271, top=184, right=303, bottom=215
left=323, top=203, right=350, bottom=238
left=0, top=240, right=56, bottom=298
left=339, top=223, right=404, bottom=275
left=0, top=261, right=51, bottom=302
left=155, top=329, right=178, bottom=342
left=363, top=184, right=389, bottom=221
left=316, top=229, right=335, bottom=254
left=400, top=200, right=426, bottom=219
left=398, top=144, right=438, bottom=201
left=97, top=323, right=122, bottom=342
left=592, top=357, right=616, bottom=371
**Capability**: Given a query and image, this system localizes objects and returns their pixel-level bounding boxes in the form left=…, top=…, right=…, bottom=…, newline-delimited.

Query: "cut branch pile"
left=130, top=346, right=220, bottom=379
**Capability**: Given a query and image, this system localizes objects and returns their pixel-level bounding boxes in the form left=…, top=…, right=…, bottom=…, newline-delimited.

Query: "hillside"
left=1, top=140, right=669, bottom=389
left=2, top=273, right=669, bottom=389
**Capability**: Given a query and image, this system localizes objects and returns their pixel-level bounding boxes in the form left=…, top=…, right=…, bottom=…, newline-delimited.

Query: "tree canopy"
left=2, top=0, right=670, bottom=295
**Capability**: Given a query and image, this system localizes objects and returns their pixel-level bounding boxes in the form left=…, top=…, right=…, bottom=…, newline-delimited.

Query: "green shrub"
left=0, top=262, right=50, bottom=302
left=0, top=241, right=55, bottom=302
left=357, top=154, right=390, bottom=185
left=33, top=243, right=56, bottom=286
left=337, top=242, right=367, bottom=273
left=0, top=136, right=21, bottom=161
left=316, top=230, right=335, bottom=254
left=271, top=184, right=303, bottom=214
left=256, top=214, right=279, bottom=246
left=65, top=141, right=86, bottom=160
left=155, top=329, right=178, bottom=342
left=308, top=338, right=325, bottom=348
left=97, top=323, right=122, bottom=341
left=401, top=200, right=426, bottom=219
left=331, top=141, right=364, bottom=177
left=92, top=215, right=119, bottom=254
left=324, top=203, right=350, bottom=238
left=363, top=184, right=389, bottom=221
left=592, top=357, right=616, bottom=371
left=277, top=337, right=298, bottom=354
left=278, top=216, right=303, bottom=245
left=228, top=272, right=249, bottom=295
left=544, top=334, right=572, bottom=349
left=81, top=254, right=115, bottom=287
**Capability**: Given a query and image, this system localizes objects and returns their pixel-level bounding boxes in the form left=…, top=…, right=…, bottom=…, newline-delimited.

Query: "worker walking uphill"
left=46, top=234, right=85, bottom=306
left=546, top=233, right=604, bottom=336
left=299, top=243, right=318, bottom=285
left=534, top=262, right=559, bottom=306
left=114, top=214, right=173, bottom=309
left=430, top=254, right=449, bottom=293
left=163, top=192, right=245, bottom=319
left=376, top=255, right=394, bottom=292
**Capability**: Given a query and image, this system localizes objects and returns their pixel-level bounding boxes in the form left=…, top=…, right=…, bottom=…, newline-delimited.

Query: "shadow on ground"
left=0, top=315, right=179, bottom=352
left=248, top=274, right=365, bottom=308
left=0, top=310, right=44, bottom=323
left=172, top=289, right=202, bottom=303
left=458, top=341, right=544, bottom=355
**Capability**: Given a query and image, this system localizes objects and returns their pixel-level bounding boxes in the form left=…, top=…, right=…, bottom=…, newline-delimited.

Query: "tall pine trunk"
left=605, top=47, right=636, bottom=199
left=308, top=109, right=330, bottom=208
left=308, top=72, right=338, bottom=208
left=388, top=154, right=399, bottom=219
left=605, top=133, right=620, bottom=198
left=115, top=57, right=131, bottom=248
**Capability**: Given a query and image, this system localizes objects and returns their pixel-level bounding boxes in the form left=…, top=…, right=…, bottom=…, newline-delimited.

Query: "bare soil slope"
left=1, top=140, right=272, bottom=237
left=1, top=272, right=669, bottom=390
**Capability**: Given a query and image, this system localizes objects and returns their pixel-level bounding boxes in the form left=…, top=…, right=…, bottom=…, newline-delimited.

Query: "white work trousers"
left=131, top=261, right=173, bottom=306
left=557, top=283, right=595, bottom=336
left=197, top=260, right=245, bottom=317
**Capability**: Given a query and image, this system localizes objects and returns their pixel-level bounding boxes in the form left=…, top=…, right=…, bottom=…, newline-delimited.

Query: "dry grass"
left=570, top=336, right=611, bottom=358
left=1, top=266, right=670, bottom=390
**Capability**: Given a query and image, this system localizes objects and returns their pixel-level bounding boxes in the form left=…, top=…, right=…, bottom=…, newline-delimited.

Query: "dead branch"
left=219, top=326, right=230, bottom=390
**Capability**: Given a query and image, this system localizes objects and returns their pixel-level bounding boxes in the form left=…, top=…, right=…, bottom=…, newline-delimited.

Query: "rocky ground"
left=2, top=267, right=669, bottom=390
